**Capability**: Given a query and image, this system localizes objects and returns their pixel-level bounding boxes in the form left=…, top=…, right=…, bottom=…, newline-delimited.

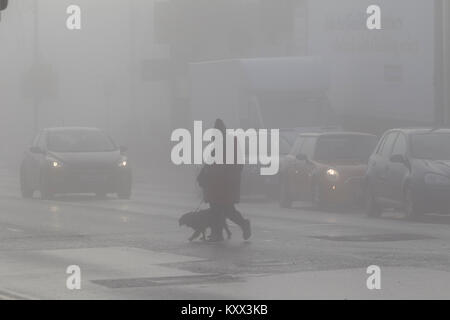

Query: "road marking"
left=0, top=290, right=35, bottom=300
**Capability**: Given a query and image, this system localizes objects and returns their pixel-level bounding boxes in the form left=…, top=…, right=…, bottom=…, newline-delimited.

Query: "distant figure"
left=197, top=119, right=251, bottom=242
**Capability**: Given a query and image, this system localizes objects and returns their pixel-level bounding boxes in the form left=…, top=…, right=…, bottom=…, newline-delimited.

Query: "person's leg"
left=226, top=205, right=246, bottom=227
left=209, top=204, right=225, bottom=242
left=226, top=205, right=251, bottom=240
left=223, top=221, right=232, bottom=239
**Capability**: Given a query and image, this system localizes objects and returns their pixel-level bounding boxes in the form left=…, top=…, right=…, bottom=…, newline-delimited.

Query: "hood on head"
left=214, top=119, right=226, bottom=135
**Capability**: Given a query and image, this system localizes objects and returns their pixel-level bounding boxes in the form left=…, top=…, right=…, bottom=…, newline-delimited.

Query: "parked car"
left=365, top=128, right=450, bottom=219
left=278, top=132, right=378, bottom=208
left=20, top=127, right=132, bottom=199
left=262, top=126, right=342, bottom=198
left=259, top=128, right=304, bottom=198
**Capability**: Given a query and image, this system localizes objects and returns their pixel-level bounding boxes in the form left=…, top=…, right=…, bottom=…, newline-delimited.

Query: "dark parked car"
left=278, top=132, right=378, bottom=208
left=365, top=128, right=450, bottom=219
left=20, top=127, right=132, bottom=199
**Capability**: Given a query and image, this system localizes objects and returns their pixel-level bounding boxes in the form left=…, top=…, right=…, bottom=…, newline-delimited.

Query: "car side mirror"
left=296, top=153, right=308, bottom=161
left=390, top=154, right=406, bottom=163
left=30, top=146, right=44, bottom=154
left=119, top=146, right=128, bottom=154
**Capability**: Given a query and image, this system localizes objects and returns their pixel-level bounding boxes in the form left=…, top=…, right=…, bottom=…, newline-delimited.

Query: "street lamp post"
left=435, top=0, right=450, bottom=127
left=443, top=0, right=450, bottom=126
left=128, top=0, right=137, bottom=147
left=434, top=0, right=445, bottom=127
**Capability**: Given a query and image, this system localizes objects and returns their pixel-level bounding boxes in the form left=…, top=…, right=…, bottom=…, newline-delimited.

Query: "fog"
left=0, top=0, right=442, bottom=178
left=1, top=0, right=450, bottom=301
left=1, top=0, right=164, bottom=169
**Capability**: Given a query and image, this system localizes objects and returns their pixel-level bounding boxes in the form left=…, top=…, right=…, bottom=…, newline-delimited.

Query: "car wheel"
left=20, top=169, right=33, bottom=199
left=279, top=178, right=292, bottom=208
left=117, top=183, right=132, bottom=199
left=365, top=186, right=382, bottom=218
left=404, top=187, right=423, bottom=220
left=39, top=174, right=53, bottom=200
left=311, top=182, right=324, bottom=209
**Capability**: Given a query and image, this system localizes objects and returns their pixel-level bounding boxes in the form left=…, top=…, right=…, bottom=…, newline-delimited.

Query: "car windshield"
left=411, top=133, right=450, bottom=160
left=47, top=130, right=117, bottom=152
left=314, top=135, right=377, bottom=162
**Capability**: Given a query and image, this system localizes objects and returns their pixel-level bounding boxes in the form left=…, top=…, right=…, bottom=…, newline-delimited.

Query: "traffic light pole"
left=33, top=0, right=40, bottom=133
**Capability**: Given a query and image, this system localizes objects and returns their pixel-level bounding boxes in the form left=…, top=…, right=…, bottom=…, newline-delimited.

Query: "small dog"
left=179, top=209, right=232, bottom=241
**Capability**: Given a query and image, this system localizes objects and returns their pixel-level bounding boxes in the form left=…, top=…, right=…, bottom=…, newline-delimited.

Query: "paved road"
left=0, top=166, right=449, bottom=299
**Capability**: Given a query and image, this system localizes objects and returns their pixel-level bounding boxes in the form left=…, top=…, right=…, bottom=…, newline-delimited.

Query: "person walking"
left=197, top=119, right=251, bottom=242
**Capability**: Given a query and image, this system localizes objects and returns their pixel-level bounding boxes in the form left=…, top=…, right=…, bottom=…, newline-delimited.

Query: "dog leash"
left=194, top=199, right=204, bottom=213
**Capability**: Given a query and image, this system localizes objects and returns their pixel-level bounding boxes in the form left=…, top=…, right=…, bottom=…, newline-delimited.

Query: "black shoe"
left=242, top=219, right=251, bottom=240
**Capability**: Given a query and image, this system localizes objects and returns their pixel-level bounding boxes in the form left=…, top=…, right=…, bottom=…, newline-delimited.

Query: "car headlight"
left=118, top=157, right=128, bottom=168
left=326, top=168, right=340, bottom=182
left=424, top=173, right=450, bottom=186
left=46, top=156, right=62, bottom=168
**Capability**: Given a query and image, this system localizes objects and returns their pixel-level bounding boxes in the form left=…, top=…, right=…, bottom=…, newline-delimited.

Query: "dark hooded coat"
left=197, top=119, right=242, bottom=205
